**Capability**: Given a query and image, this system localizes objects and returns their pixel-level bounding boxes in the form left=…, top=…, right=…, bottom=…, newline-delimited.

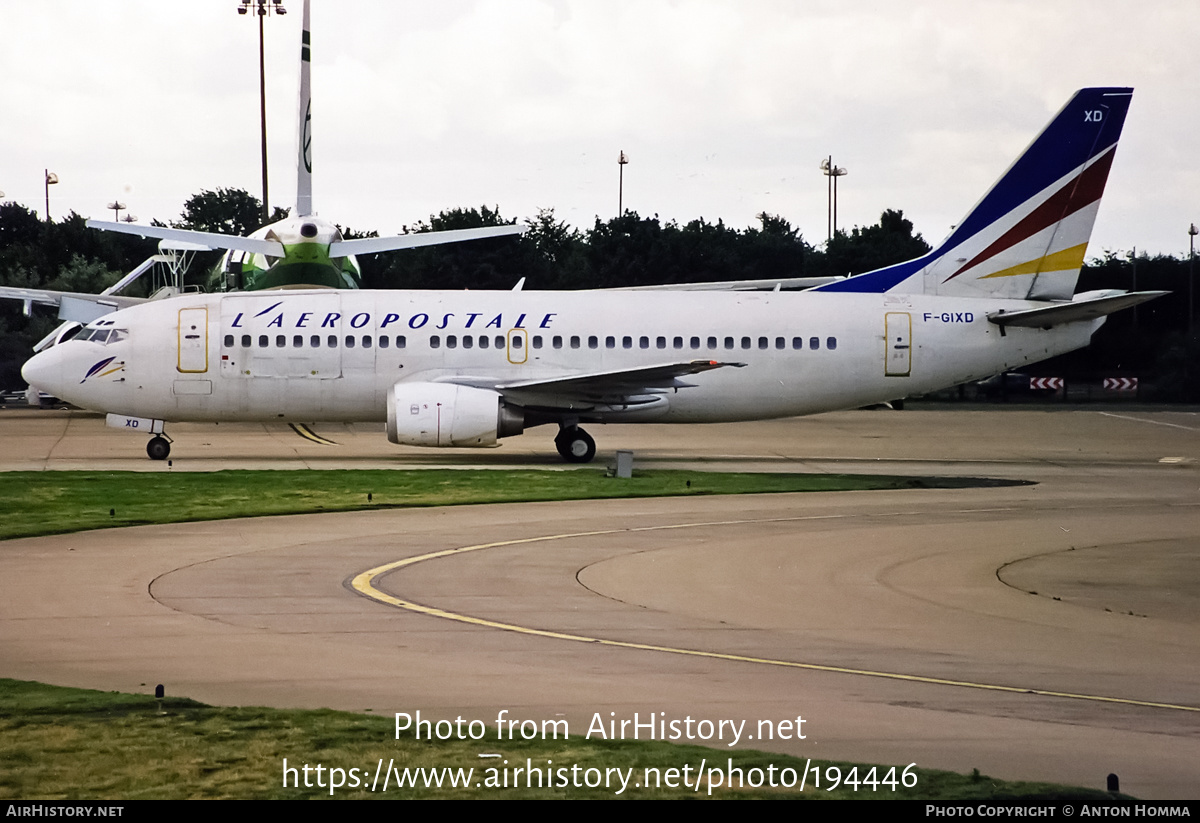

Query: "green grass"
left=0, top=469, right=1025, bottom=542
left=0, top=679, right=1123, bottom=800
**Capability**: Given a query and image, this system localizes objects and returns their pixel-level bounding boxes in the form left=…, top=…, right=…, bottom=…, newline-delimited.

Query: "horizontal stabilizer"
left=988, top=290, right=1168, bottom=328
left=86, top=220, right=285, bottom=257
left=0, top=286, right=145, bottom=313
left=329, top=225, right=525, bottom=257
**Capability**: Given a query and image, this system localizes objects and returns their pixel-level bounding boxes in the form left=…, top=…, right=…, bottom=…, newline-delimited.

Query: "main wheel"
left=554, top=426, right=596, bottom=464
left=146, top=436, right=171, bottom=461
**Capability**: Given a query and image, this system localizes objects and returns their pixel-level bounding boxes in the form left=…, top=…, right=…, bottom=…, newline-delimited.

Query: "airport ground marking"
left=351, top=516, right=1200, bottom=715
left=288, top=422, right=338, bottom=445
left=1098, top=412, right=1200, bottom=432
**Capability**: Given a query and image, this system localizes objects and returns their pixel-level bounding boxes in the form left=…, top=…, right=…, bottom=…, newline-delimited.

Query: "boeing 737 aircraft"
left=17, top=8, right=1163, bottom=463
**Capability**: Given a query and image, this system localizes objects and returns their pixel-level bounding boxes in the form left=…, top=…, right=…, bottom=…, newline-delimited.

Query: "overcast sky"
left=3, top=1, right=1197, bottom=259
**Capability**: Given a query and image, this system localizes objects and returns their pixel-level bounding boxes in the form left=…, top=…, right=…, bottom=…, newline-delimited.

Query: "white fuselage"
left=25, top=287, right=1099, bottom=430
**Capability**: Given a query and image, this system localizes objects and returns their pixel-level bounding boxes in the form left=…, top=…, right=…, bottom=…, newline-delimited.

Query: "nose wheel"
left=146, top=435, right=171, bottom=461
left=554, top=425, right=596, bottom=463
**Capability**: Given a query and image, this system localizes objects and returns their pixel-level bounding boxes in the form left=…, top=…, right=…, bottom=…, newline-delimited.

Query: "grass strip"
left=0, top=679, right=1119, bottom=801
left=0, top=469, right=1025, bottom=542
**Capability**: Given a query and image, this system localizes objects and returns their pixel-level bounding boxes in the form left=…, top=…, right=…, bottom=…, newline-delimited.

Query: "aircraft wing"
left=479, top=360, right=744, bottom=407
left=988, top=290, right=1168, bottom=328
left=87, top=220, right=285, bottom=257
left=603, top=276, right=844, bottom=292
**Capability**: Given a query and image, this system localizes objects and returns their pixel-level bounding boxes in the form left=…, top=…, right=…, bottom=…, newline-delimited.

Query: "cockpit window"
left=74, top=327, right=128, bottom=344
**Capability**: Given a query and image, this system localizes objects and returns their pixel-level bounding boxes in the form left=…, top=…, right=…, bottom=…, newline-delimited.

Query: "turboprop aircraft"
left=82, top=0, right=523, bottom=293
left=21, top=85, right=1164, bottom=463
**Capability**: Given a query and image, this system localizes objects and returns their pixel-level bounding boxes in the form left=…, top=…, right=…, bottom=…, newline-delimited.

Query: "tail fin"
left=294, top=0, right=313, bottom=217
left=817, top=88, right=1133, bottom=300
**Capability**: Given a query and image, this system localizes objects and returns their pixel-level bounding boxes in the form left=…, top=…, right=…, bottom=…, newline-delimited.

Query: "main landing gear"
left=554, top=425, right=596, bottom=464
left=146, top=435, right=172, bottom=461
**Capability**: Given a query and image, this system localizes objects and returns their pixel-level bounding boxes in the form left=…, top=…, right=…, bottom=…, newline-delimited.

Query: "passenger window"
left=276, top=335, right=286, bottom=348
left=792, top=337, right=803, bottom=349
left=363, top=335, right=372, bottom=348
left=223, top=334, right=234, bottom=347
left=446, top=335, right=456, bottom=349
left=758, top=337, right=768, bottom=350
left=740, top=337, right=751, bottom=349
left=588, top=335, right=598, bottom=349
left=512, top=336, right=523, bottom=349
left=310, top=335, right=321, bottom=348
left=259, top=335, right=269, bottom=348
left=479, top=335, right=489, bottom=349
left=430, top=336, right=440, bottom=349
left=690, top=336, right=700, bottom=349
left=827, top=337, right=837, bottom=350
left=553, top=335, right=563, bottom=349
left=640, top=336, right=649, bottom=349
left=656, top=336, right=667, bottom=349
left=605, top=336, right=615, bottom=349
left=810, top=337, right=820, bottom=350
left=380, top=336, right=390, bottom=349
left=293, top=335, right=303, bottom=348
left=328, top=335, right=338, bottom=348
left=396, top=336, right=406, bottom=349
left=673, top=336, right=683, bottom=349
left=570, top=336, right=580, bottom=349
left=724, top=337, right=734, bottom=350
left=707, top=336, right=718, bottom=350
left=775, top=337, right=785, bottom=350
left=495, top=335, right=504, bottom=349
left=345, top=336, right=356, bottom=349
left=532, top=336, right=542, bottom=349
left=622, top=336, right=632, bottom=349
left=241, top=335, right=251, bottom=347
left=462, top=336, right=472, bottom=349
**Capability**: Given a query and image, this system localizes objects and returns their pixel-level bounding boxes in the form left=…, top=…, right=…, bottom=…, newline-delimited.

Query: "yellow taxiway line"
left=351, top=517, right=1200, bottom=714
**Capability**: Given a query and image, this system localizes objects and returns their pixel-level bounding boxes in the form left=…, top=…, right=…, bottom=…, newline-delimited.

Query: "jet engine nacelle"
left=386, top=382, right=524, bottom=447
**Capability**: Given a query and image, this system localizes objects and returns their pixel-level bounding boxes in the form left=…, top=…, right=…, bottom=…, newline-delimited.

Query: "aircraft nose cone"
left=21, top=348, right=65, bottom=397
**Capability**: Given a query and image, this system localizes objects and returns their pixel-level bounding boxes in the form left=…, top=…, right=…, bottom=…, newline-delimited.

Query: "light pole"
left=237, top=0, right=287, bottom=224
left=617, top=150, right=629, bottom=217
left=44, top=170, right=58, bottom=221
left=107, top=200, right=127, bottom=221
left=819, top=157, right=847, bottom=241
left=1189, top=223, right=1197, bottom=333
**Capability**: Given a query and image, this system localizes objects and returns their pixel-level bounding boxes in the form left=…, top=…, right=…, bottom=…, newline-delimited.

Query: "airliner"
left=16, top=10, right=1163, bottom=463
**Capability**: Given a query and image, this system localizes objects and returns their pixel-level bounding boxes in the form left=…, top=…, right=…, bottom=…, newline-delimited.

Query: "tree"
left=820, top=209, right=930, bottom=277
left=741, top=212, right=815, bottom=281
left=363, top=206, right=526, bottom=290
left=177, top=188, right=276, bottom=236
left=519, top=208, right=587, bottom=289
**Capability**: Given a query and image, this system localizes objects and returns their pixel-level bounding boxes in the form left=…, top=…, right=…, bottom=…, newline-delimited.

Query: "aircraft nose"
left=21, top=348, right=66, bottom=397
